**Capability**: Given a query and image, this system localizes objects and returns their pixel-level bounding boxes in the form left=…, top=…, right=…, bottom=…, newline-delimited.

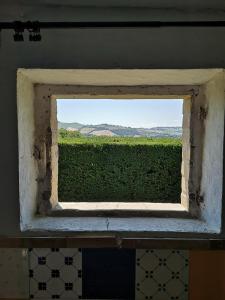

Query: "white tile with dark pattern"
left=136, top=250, right=189, bottom=300
left=29, top=248, right=82, bottom=299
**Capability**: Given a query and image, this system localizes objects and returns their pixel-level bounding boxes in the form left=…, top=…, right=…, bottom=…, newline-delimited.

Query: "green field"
left=58, top=135, right=182, bottom=203
left=58, top=135, right=181, bottom=146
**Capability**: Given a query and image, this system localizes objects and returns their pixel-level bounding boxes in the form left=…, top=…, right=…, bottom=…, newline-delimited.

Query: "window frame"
left=17, top=69, right=225, bottom=236
left=34, top=84, right=202, bottom=219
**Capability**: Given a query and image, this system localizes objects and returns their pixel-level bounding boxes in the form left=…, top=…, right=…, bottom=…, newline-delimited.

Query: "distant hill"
left=58, top=121, right=182, bottom=138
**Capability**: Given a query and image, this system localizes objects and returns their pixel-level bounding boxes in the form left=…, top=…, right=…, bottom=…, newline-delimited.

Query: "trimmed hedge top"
left=58, top=136, right=182, bottom=146
left=58, top=136, right=182, bottom=203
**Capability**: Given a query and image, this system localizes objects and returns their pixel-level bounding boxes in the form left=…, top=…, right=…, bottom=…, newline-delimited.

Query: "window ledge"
left=50, top=202, right=189, bottom=218
left=22, top=216, right=217, bottom=234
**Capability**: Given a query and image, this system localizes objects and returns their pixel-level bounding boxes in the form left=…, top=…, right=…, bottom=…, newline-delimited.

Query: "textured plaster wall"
left=201, top=74, right=225, bottom=231
left=1, top=1, right=225, bottom=236
left=0, top=249, right=29, bottom=298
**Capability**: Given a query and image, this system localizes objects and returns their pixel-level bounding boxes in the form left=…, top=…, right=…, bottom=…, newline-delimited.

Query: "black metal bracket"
left=10, top=20, right=41, bottom=42
left=27, top=21, right=41, bottom=41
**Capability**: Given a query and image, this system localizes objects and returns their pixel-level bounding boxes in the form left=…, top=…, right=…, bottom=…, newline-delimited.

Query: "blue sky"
left=57, top=99, right=183, bottom=128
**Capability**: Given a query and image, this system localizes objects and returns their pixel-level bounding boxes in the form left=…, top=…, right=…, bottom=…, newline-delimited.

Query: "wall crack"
left=106, top=218, right=110, bottom=231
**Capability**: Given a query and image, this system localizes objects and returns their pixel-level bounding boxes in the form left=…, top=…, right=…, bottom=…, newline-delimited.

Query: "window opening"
left=56, top=98, right=184, bottom=205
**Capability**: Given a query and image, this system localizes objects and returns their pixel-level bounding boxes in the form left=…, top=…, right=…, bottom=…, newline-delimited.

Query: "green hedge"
left=58, top=137, right=182, bottom=203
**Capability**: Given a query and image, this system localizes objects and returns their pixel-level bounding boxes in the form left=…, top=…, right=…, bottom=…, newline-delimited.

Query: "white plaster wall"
left=201, top=73, right=225, bottom=231
left=17, top=72, right=38, bottom=229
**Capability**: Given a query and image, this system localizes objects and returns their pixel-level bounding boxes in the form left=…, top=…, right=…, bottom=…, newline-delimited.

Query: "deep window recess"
left=34, top=86, right=202, bottom=219
left=17, top=69, right=225, bottom=235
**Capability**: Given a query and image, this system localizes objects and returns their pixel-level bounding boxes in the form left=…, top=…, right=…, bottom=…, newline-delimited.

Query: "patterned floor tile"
left=136, top=250, right=189, bottom=300
left=29, top=248, right=82, bottom=299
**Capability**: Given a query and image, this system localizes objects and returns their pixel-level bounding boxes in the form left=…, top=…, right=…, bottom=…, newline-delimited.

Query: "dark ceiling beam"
left=2, top=20, right=225, bottom=30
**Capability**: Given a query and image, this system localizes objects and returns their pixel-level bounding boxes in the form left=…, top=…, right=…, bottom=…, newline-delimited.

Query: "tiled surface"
left=0, top=248, right=29, bottom=298
left=0, top=248, right=189, bottom=299
left=136, top=250, right=189, bottom=300
left=29, top=248, right=82, bottom=299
